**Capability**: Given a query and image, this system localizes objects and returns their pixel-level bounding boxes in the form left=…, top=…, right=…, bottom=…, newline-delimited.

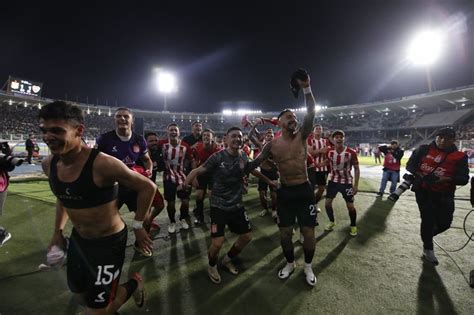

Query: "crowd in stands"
left=0, top=103, right=472, bottom=150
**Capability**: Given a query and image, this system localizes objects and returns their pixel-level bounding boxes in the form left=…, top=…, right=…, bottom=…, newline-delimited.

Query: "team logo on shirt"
left=434, top=155, right=442, bottom=163
left=112, top=146, right=118, bottom=152
left=133, top=144, right=140, bottom=153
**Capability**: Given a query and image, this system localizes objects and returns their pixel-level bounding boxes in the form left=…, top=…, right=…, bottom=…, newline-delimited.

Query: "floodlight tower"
left=155, top=69, right=177, bottom=111
left=406, top=30, right=442, bottom=92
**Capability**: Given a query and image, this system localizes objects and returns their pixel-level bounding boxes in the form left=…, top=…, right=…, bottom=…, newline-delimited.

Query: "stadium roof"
left=1, top=84, right=474, bottom=118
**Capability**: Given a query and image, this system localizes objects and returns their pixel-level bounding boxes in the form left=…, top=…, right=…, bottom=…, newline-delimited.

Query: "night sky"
left=2, top=1, right=473, bottom=112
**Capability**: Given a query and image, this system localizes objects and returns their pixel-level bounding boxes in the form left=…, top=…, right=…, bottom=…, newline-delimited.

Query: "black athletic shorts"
left=276, top=182, right=317, bottom=228
left=117, top=185, right=138, bottom=212
left=163, top=180, right=191, bottom=202
left=326, top=181, right=355, bottom=203
left=258, top=168, right=279, bottom=191
left=307, top=168, right=317, bottom=189
left=210, top=207, right=252, bottom=238
left=314, top=171, right=328, bottom=186
left=197, top=174, right=213, bottom=191
left=67, top=226, right=127, bottom=309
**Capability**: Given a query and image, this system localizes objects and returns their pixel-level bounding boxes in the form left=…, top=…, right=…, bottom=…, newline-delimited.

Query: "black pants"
left=415, top=190, right=455, bottom=250
left=27, top=150, right=33, bottom=164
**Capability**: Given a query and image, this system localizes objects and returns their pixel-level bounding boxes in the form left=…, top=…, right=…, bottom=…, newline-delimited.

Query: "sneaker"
left=168, top=222, right=176, bottom=234
left=304, top=266, right=317, bottom=287
left=278, top=262, right=296, bottom=280
left=222, top=258, right=239, bottom=275
left=0, top=231, right=11, bottom=246
left=180, top=219, right=190, bottom=230
left=325, top=222, right=336, bottom=231
left=208, top=266, right=221, bottom=284
left=259, top=209, right=268, bottom=217
left=422, top=249, right=439, bottom=265
left=271, top=210, right=277, bottom=219
left=350, top=226, right=358, bottom=237
left=299, top=232, right=304, bottom=245
left=376, top=192, right=383, bottom=197
left=131, top=272, right=145, bottom=308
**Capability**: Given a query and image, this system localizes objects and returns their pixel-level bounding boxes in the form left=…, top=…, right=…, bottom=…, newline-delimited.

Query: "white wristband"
left=132, top=220, right=144, bottom=230
left=302, top=86, right=312, bottom=95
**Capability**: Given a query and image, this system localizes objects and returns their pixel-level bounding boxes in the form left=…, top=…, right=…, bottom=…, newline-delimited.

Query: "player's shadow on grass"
left=314, top=235, right=352, bottom=276
left=356, top=197, right=395, bottom=245
left=416, top=262, right=457, bottom=315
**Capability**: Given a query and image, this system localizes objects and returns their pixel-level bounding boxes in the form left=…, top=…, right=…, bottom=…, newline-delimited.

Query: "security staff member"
left=406, top=127, right=469, bottom=265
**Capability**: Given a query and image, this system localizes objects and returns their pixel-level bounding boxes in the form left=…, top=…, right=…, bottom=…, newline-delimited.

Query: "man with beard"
left=182, top=127, right=276, bottom=284
left=247, top=69, right=318, bottom=287
left=40, top=101, right=155, bottom=314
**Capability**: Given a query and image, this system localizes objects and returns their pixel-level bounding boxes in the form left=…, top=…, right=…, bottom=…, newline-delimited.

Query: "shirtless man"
left=249, top=69, right=317, bottom=286
left=41, top=101, right=156, bottom=314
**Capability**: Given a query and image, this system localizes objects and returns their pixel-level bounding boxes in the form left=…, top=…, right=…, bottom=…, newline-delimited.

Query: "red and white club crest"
left=133, top=144, right=140, bottom=153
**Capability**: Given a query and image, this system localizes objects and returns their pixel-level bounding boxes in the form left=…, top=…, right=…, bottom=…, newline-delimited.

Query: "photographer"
left=0, top=141, right=23, bottom=246
left=377, top=140, right=404, bottom=196
left=406, top=128, right=469, bottom=265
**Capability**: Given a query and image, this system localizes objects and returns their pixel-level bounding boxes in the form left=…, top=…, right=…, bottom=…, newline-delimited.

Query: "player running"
left=182, top=127, right=277, bottom=284
left=319, top=130, right=360, bottom=236
left=40, top=101, right=155, bottom=314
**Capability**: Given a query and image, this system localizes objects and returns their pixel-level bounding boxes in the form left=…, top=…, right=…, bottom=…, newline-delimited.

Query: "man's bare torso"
left=270, top=132, right=308, bottom=186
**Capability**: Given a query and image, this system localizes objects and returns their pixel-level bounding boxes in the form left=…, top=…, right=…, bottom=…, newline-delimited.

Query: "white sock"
left=304, top=263, right=312, bottom=270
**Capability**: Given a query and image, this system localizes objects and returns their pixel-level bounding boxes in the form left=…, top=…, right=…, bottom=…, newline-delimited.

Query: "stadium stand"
left=0, top=85, right=473, bottom=152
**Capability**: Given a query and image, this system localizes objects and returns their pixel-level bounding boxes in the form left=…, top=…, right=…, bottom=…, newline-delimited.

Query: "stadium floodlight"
left=154, top=69, right=177, bottom=111
left=406, top=30, right=442, bottom=66
left=222, top=109, right=233, bottom=116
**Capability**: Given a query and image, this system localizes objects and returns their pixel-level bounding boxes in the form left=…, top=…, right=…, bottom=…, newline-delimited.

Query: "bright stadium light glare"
left=223, top=109, right=233, bottom=116
left=157, top=72, right=177, bottom=93
left=407, top=30, right=443, bottom=66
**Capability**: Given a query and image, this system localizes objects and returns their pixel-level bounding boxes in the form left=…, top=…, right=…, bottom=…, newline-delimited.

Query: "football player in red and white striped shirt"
left=321, top=130, right=360, bottom=236
left=159, top=123, right=194, bottom=234
left=307, top=124, right=330, bottom=211
left=192, top=128, right=220, bottom=224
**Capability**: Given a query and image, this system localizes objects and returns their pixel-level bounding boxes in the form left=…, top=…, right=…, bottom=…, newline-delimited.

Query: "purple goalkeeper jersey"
left=96, top=130, right=148, bottom=168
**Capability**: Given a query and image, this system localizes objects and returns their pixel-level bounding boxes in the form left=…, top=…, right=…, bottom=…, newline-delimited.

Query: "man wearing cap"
left=377, top=140, right=404, bottom=197
left=406, top=127, right=469, bottom=265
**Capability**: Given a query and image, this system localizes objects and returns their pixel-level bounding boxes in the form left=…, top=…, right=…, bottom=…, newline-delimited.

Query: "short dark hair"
left=226, top=126, right=242, bottom=135
left=192, top=121, right=202, bottom=126
left=167, top=123, right=179, bottom=129
left=114, top=107, right=133, bottom=116
left=313, top=124, right=322, bottom=129
left=145, top=131, right=158, bottom=139
left=390, top=140, right=399, bottom=145
left=278, top=109, right=293, bottom=119
left=203, top=128, right=215, bottom=135
left=38, top=101, right=84, bottom=124
left=331, top=130, right=345, bottom=138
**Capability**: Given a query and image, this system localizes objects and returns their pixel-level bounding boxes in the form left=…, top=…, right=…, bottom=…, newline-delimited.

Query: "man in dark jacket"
left=25, top=133, right=36, bottom=164
left=377, top=140, right=404, bottom=196
left=406, top=127, right=469, bottom=265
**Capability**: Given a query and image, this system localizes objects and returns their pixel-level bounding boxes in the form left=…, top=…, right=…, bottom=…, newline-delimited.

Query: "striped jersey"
left=327, top=146, right=358, bottom=184
left=159, top=139, right=193, bottom=184
left=307, top=135, right=329, bottom=172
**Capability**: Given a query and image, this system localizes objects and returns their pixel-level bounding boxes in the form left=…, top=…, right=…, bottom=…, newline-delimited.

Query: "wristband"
left=302, top=86, right=312, bottom=95
left=132, top=220, right=144, bottom=230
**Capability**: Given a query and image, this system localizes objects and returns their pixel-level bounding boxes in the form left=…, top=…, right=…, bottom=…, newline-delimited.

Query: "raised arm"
left=246, top=141, right=272, bottom=172
left=298, top=72, right=316, bottom=140
left=248, top=122, right=263, bottom=150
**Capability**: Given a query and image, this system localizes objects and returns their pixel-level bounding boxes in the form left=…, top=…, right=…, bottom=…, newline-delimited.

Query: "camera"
left=290, top=68, right=309, bottom=98
left=0, top=142, right=24, bottom=167
left=388, top=173, right=415, bottom=202
left=0, top=153, right=24, bottom=167
left=388, top=172, right=439, bottom=202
